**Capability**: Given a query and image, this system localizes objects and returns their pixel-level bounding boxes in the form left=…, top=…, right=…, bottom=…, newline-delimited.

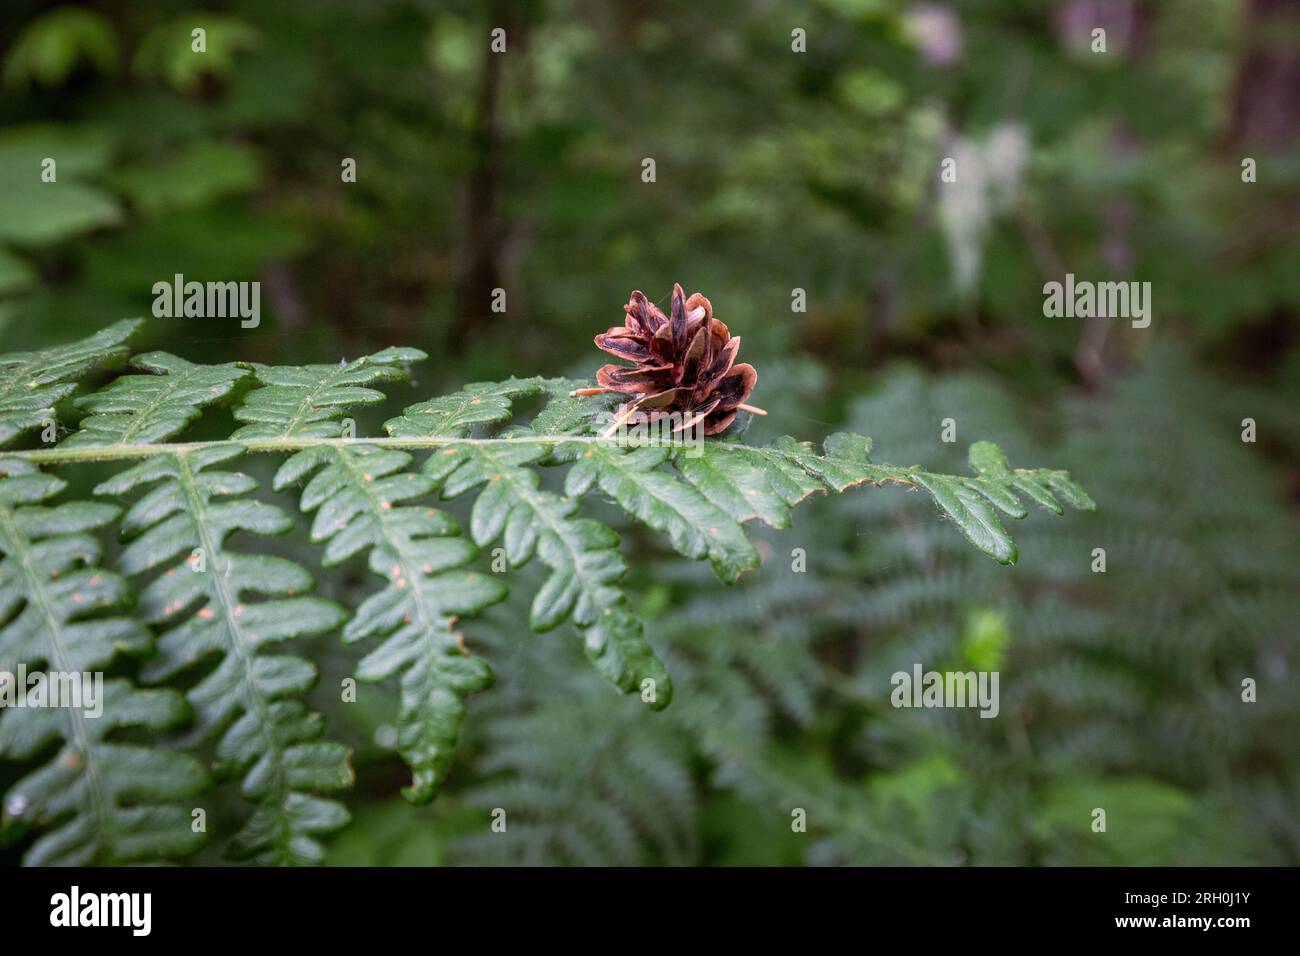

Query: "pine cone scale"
left=594, top=330, right=653, bottom=363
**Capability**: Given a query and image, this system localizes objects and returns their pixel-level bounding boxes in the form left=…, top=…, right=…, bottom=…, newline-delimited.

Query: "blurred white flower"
left=937, top=123, right=1030, bottom=295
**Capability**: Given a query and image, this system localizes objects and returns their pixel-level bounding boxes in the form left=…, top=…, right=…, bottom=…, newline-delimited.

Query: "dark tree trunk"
left=1228, top=0, right=1300, bottom=147
left=452, top=1, right=515, bottom=346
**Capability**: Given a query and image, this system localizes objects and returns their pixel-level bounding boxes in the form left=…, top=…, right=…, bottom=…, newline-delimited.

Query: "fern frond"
left=95, top=446, right=351, bottom=864
left=424, top=441, right=674, bottom=707
left=525, top=380, right=620, bottom=436
left=0, top=324, right=1100, bottom=853
left=450, top=594, right=697, bottom=866
left=455, top=700, right=694, bottom=865
left=383, top=376, right=551, bottom=438
left=379, top=379, right=1093, bottom=716
left=561, top=442, right=761, bottom=581
left=231, top=348, right=426, bottom=440
left=560, top=430, right=1092, bottom=571
left=275, top=442, right=504, bottom=803
left=0, top=319, right=140, bottom=446
left=387, top=378, right=677, bottom=705
left=63, top=352, right=247, bottom=446
left=715, top=434, right=1093, bottom=566
left=0, top=458, right=207, bottom=864
left=237, top=352, right=506, bottom=804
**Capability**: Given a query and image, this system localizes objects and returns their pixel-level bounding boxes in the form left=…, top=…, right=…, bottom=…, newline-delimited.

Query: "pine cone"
left=578, top=283, right=763, bottom=436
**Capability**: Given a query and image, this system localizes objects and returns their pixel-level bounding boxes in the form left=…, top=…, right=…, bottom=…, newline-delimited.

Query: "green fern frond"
left=241, top=352, right=504, bottom=804
left=0, top=458, right=207, bottom=864
left=389, top=378, right=676, bottom=707
left=455, top=700, right=694, bottom=865
left=232, top=348, right=426, bottom=440
left=64, top=352, right=247, bottom=446
left=95, top=446, right=351, bottom=864
left=383, top=376, right=551, bottom=438
left=450, top=593, right=697, bottom=866
left=0, top=322, right=1100, bottom=864
left=424, top=441, right=673, bottom=707
left=560, top=442, right=762, bottom=581
left=525, top=380, right=619, bottom=436
left=561, top=429, right=1092, bottom=572
left=0, top=319, right=140, bottom=446
left=276, top=442, right=504, bottom=804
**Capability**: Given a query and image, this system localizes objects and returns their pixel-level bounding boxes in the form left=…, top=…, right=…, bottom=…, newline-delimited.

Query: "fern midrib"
left=10, top=435, right=917, bottom=493
left=173, top=453, right=293, bottom=832
left=10, top=436, right=945, bottom=504
left=333, top=444, right=445, bottom=638
left=23, top=436, right=616, bottom=464
left=0, top=505, right=113, bottom=855
left=277, top=365, right=355, bottom=438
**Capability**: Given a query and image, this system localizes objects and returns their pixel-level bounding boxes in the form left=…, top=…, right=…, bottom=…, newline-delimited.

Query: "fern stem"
left=6, top=435, right=623, bottom=465
left=4, top=434, right=926, bottom=500
left=171, top=452, right=293, bottom=837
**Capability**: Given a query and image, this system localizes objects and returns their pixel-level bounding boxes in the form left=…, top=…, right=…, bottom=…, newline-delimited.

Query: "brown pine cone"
left=577, top=283, right=762, bottom=436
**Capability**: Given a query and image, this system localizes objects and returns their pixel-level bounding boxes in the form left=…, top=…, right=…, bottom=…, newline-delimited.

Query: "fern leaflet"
left=96, top=446, right=351, bottom=864
left=0, top=458, right=207, bottom=864
left=0, top=319, right=139, bottom=446
left=238, top=350, right=507, bottom=804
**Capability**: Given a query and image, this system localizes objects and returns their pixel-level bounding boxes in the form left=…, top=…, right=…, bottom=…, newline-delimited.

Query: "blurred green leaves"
left=1035, top=779, right=1195, bottom=866
left=134, top=16, right=261, bottom=92
left=961, top=608, right=1009, bottom=672
left=109, top=140, right=259, bottom=215
left=2, top=7, right=119, bottom=89
left=0, top=125, right=120, bottom=247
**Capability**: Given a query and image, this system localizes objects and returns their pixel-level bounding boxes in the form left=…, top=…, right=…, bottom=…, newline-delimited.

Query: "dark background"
left=2, top=0, right=1298, bottom=865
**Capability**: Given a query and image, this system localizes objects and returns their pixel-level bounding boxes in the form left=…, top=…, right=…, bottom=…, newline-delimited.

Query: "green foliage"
left=133, top=17, right=262, bottom=92
left=0, top=458, right=206, bottom=865
left=816, top=356, right=1299, bottom=864
left=0, top=319, right=138, bottom=445
left=0, top=126, right=121, bottom=247
left=0, top=323, right=1092, bottom=864
left=109, top=141, right=261, bottom=217
left=279, top=442, right=502, bottom=807
left=240, top=348, right=499, bottom=807
left=1, top=8, right=119, bottom=89
left=67, top=352, right=247, bottom=447
left=97, top=446, right=350, bottom=865
left=233, top=348, right=427, bottom=441
left=2, top=0, right=1295, bottom=872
